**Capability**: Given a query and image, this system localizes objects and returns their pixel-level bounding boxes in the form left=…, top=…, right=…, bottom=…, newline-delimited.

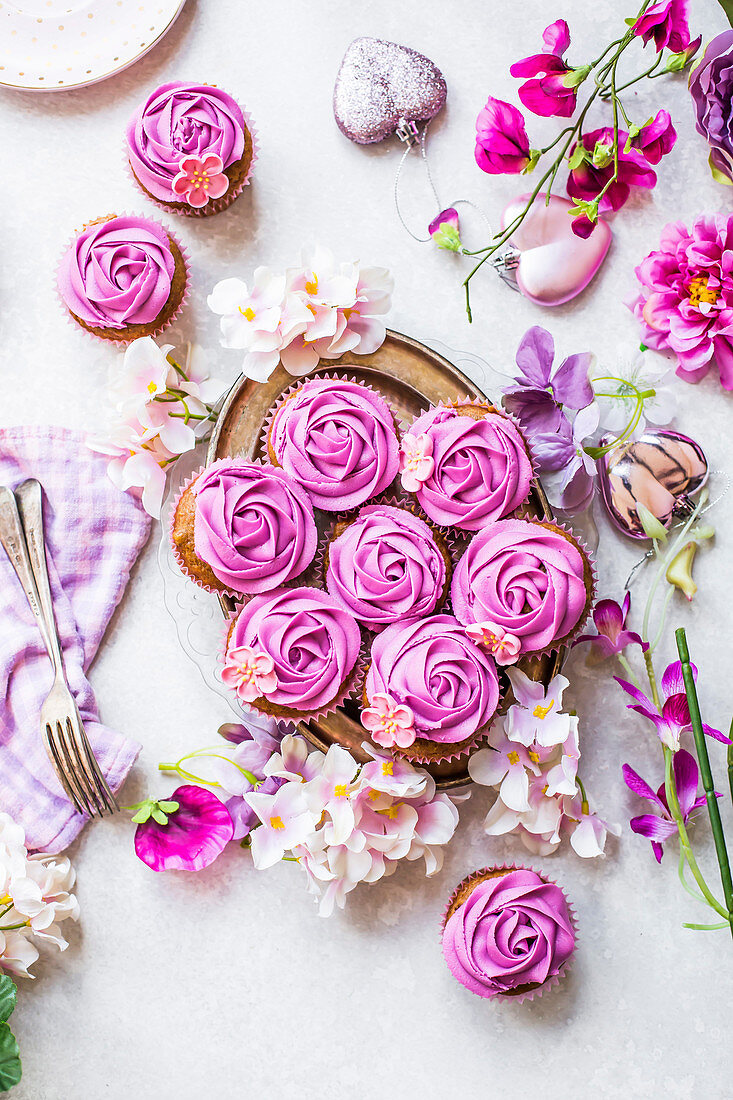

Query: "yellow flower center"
left=269, top=815, right=285, bottom=830
left=381, top=761, right=394, bottom=776
left=378, top=802, right=402, bottom=820
left=0, top=894, right=11, bottom=906
left=333, top=784, right=348, bottom=798
left=147, top=380, right=157, bottom=395
left=304, top=274, right=319, bottom=296
left=532, top=699, right=554, bottom=720
left=528, top=749, right=540, bottom=764
left=342, top=307, right=360, bottom=321
left=239, top=306, right=257, bottom=322
left=688, top=275, right=720, bottom=307
left=507, top=750, right=521, bottom=766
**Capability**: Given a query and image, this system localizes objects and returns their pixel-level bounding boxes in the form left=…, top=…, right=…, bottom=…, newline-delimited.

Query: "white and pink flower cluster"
left=87, top=336, right=225, bottom=517
left=243, top=734, right=461, bottom=917
left=208, top=246, right=393, bottom=383
left=0, top=813, right=79, bottom=979
left=468, top=668, right=619, bottom=858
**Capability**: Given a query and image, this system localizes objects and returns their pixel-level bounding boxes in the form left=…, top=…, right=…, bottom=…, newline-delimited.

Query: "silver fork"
left=0, top=480, right=117, bottom=817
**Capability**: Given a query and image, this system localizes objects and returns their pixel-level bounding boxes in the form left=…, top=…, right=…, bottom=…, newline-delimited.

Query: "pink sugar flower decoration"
left=466, top=621, right=521, bottom=665
left=133, top=785, right=234, bottom=872
left=362, top=692, right=417, bottom=749
left=222, top=645, right=278, bottom=702
left=172, top=154, right=229, bottom=208
left=399, top=433, right=434, bottom=492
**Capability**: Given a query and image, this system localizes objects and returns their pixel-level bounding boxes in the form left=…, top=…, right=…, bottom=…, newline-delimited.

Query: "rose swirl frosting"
left=225, top=587, right=361, bottom=713
left=451, top=519, right=590, bottom=654
left=400, top=406, right=532, bottom=531
left=326, top=505, right=446, bottom=630
left=192, top=461, right=317, bottom=594
left=365, top=613, right=500, bottom=744
left=442, top=869, right=575, bottom=998
left=57, top=215, right=177, bottom=329
left=126, top=81, right=248, bottom=202
left=270, top=378, right=400, bottom=511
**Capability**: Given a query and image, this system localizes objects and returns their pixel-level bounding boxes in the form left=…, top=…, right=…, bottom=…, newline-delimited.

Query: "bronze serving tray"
left=208, top=329, right=560, bottom=789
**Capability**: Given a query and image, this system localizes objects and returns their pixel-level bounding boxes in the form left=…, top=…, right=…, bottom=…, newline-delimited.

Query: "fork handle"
left=0, top=485, right=59, bottom=671
left=14, top=480, right=66, bottom=677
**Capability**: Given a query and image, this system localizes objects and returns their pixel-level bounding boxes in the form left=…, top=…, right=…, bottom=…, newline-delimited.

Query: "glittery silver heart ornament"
left=333, top=36, right=447, bottom=145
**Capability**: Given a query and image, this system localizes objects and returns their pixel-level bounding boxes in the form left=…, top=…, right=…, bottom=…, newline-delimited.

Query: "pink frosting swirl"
left=327, top=505, right=446, bottom=631
left=403, top=406, right=532, bottom=531
left=57, top=215, right=176, bottom=329
left=270, top=379, right=399, bottom=511
left=365, top=613, right=499, bottom=744
left=442, top=869, right=575, bottom=998
left=192, top=461, right=317, bottom=594
left=126, top=82, right=247, bottom=202
left=227, top=587, right=361, bottom=713
left=451, top=519, right=590, bottom=654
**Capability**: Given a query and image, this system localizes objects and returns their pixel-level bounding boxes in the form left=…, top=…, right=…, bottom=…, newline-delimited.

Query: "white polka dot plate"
left=0, top=0, right=186, bottom=92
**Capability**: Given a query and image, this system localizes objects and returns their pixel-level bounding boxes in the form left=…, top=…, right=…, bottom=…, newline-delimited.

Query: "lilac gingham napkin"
left=0, top=426, right=150, bottom=852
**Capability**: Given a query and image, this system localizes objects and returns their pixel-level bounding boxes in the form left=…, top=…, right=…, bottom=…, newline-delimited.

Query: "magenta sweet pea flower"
left=629, top=213, right=733, bottom=387
left=510, top=20, right=585, bottom=119
left=567, top=127, right=657, bottom=214
left=133, top=785, right=234, bottom=872
left=575, top=592, right=648, bottom=657
left=632, top=0, right=691, bottom=53
left=630, top=110, right=677, bottom=165
left=623, top=749, right=713, bottom=862
left=615, top=660, right=728, bottom=752
left=475, top=97, right=532, bottom=175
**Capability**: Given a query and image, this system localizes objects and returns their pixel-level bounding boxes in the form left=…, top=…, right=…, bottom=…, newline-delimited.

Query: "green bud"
left=592, top=140, right=613, bottom=168
left=567, top=144, right=588, bottom=171
left=563, top=64, right=591, bottom=89
left=636, top=502, right=668, bottom=542
left=522, top=149, right=542, bottom=175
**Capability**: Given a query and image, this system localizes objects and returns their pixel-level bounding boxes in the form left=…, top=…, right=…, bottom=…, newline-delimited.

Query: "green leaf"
left=522, top=149, right=541, bottom=175
left=131, top=805, right=153, bottom=824
left=150, top=807, right=168, bottom=826
left=708, top=150, right=733, bottom=186
left=568, top=198, right=599, bottom=222
left=0, top=1024, right=21, bottom=1093
left=636, top=501, right=668, bottom=542
left=0, top=980, right=15, bottom=1027
left=716, top=0, right=733, bottom=28
left=157, top=801, right=180, bottom=815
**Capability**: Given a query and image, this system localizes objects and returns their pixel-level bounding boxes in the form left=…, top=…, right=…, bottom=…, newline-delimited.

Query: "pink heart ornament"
left=500, top=193, right=612, bottom=307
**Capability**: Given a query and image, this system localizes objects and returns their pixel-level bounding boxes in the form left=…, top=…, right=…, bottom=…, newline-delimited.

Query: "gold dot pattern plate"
left=0, top=0, right=186, bottom=92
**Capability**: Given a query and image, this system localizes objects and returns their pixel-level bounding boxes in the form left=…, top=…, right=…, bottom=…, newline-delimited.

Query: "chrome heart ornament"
left=498, top=193, right=612, bottom=307
left=597, top=430, right=708, bottom=540
left=333, top=37, right=447, bottom=145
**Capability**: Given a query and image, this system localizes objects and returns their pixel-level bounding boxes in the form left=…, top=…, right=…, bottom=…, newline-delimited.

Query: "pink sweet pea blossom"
left=399, top=433, right=434, bottom=492
left=575, top=591, right=648, bottom=658
left=133, top=786, right=234, bottom=872
left=616, top=660, right=728, bottom=752
left=172, top=154, right=229, bottom=208
left=567, top=126, right=657, bottom=213
left=510, top=20, right=582, bottom=119
left=429, top=207, right=462, bottom=251
left=362, top=693, right=417, bottom=749
left=632, top=0, right=691, bottom=53
left=630, top=109, right=677, bottom=166
left=221, top=646, right=278, bottom=703
left=475, top=97, right=532, bottom=175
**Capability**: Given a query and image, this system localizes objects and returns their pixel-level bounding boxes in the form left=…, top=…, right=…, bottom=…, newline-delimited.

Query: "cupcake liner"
left=55, top=212, right=190, bottom=346
left=124, top=103, right=259, bottom=218
left=440, top=864, right=578, bottom=1005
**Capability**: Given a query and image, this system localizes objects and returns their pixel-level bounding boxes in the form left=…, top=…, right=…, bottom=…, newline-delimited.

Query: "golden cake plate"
left=208, top=329, right=560, bottom=789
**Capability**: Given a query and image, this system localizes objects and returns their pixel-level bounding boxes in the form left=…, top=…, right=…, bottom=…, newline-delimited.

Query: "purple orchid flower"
left=575, top=592, right=649, bottom=657
left=623, top=749, right=714, bottom=862
left=133, top=785, right=234, bottom=872
left=510, top=20, right=582, bottom=119
left=616, top=661, right=728, bottom=752
left=630, top=109, right=677, bottom=166
left=475, top=97, right=532, bottom=175
left=632, top=0, right=691, bottom=54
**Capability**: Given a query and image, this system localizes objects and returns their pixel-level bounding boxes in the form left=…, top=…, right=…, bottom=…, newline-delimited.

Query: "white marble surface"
left=2, top=1, right=733, bottom=1096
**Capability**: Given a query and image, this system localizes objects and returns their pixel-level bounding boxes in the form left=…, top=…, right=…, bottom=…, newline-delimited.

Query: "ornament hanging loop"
left=395, top=118, right=420, bottom=147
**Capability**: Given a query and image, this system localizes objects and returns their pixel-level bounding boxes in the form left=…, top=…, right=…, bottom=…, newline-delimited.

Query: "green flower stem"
left=727, top=716, right=733, bottom=807
left=0, top=923, right=28, bottom=933
left=600, top=52, right=663, bottom=98
left=640, top=492, right=708, bottom=647
left=675, top=627, right=733, bottom=937
left=617, top=652, right=643, bottom=690
left=644, top=648, right=661, bottom=710
left=678, top=850, right=708, bottom=906
left=575, top=774, right=589, bottom=813
left=684, top=920, right=732, bottom=930
left=650, top=585, right=674, bottom=653
left=158, top=750, right=259, bottom=789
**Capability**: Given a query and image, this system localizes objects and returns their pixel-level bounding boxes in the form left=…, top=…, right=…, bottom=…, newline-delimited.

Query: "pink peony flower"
left=465, top=621, right=521, bottom=665
left=362, top=692, right=417, bottom=749
left=632, top=0, right=691, bottom=53
left=509, top=20, right=583, bottom=119
left=133, top=786, right=234, bottom=872
left=399, top=433, right=434, bottom=492
left=628, top=213, right=733, bottom=387
left=475, top=97, right=532, bottom=175
left=567, top=126, right=657, bottom=214
left=221, top=645, right=278, bottom=702
left=172, top=154, right=229, bottom=208
left=630, top=109, right=677, bottom=166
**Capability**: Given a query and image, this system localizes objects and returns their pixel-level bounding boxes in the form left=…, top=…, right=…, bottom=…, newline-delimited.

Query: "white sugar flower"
left=590, top=348, right=677, bottom=434
left=562, top=792, right=621, bottom=858
left=504, top=668, right=573, bottom=748
left=244, top=783, right=320, bottom=869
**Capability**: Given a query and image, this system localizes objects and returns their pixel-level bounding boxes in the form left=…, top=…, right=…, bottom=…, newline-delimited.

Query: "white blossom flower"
left=562, top=792, right=621, bottom=858
left=590, top=348, right=677, bottom=434
left=244, top=783, right=320, bottom=869
left=504, top=668, right=573, bottom=748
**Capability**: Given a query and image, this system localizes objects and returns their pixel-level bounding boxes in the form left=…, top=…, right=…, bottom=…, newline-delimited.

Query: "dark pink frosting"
left=405, top=406, right=532, bottom=531
left=270, top=378, right=399, bottom=511
left=192, top=461, right=317, bottom=594
left=57, top=215, right=177, bottom=329
left=227, top=587, right=361, bottom=712
left=365, top=613, right=499, bottom=743
left=442, top=869, right=575, bottom=998
left=451, top=519, right=589, bottom=654
left=327, top=505, right=446, bottom=630
left=126, top=82, right=247, bottom=202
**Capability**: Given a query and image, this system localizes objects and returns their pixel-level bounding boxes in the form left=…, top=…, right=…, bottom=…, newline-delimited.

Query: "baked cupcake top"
left=269, top=378, right=399, bottom=511
left=126, top=81, right=249, bottom=205
left=399, top=404, right=532, bottom=531
left=57, top=215, right=177, bottom=331
left=442, top=868, right=575, bottom=999
left=326, top=504, right=447, bottom=631
left=223, top=586, right=361, bottom=714
left=363, top=613, right=500, bottom=748
left=192, top=460, right=317, bottom=594
left=451, top=519, right=591, bottom=656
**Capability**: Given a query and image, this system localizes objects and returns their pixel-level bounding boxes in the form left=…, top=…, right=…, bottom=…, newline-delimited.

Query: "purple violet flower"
left=615, top=661, right=728, bottom=752
left=575, top=592, right=649, bottom=657
left=133, top=785, right=234, bottom=872
left=623, top=749, right=714, bottom=862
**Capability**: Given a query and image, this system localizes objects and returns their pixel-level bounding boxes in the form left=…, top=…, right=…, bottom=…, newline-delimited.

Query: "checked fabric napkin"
left=0, top=427, right=150, bottom=852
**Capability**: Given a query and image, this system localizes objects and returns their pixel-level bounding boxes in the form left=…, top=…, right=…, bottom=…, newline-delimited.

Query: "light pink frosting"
left=442, top=869, right=575, bottom=998
left=226, top=587, right=361, bottom=713
left=326, top=505, right=446, bottom=630
left=451, top=519, right=589, bottom=654
left=57, top=215, right=177, bottom=329
left=192, top=461, right=317, bottom=594
left=402, top=406, right=532, bottom=531
left=270, top=378, right=400, bottom=511
left=365, top=613, right=500, bottom=744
